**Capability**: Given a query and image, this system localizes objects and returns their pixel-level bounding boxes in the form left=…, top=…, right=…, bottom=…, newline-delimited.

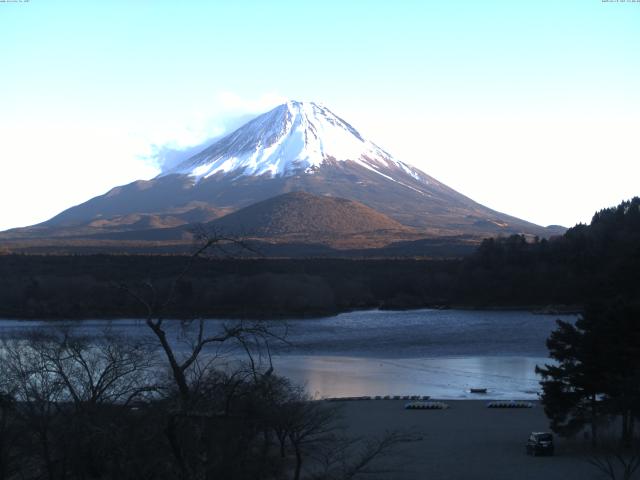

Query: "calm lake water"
left=0, top=309, right=576, bottom=400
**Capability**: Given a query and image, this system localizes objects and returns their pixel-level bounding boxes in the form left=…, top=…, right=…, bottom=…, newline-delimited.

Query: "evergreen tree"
left=536, top=310, right=607, bottom=445
left=537, top=302, right=640, bottom=446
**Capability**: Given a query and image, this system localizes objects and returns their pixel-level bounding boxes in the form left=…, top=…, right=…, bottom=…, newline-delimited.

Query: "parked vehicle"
left=526, top=432, right=554, bottom=456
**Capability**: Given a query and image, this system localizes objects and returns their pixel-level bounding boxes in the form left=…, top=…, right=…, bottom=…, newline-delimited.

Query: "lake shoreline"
left=0, top=303, right=583, bottom=322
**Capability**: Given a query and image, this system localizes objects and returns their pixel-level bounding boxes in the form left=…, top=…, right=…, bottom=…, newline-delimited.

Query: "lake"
left=0, top=309, right=576, bottom=400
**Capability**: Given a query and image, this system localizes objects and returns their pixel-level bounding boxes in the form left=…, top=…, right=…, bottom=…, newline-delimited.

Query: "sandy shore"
left=334, top=400, right=598, bottom=480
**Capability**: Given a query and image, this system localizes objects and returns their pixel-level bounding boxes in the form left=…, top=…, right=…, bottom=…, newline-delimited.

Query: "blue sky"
left=1, top=0, right=638, bottom=230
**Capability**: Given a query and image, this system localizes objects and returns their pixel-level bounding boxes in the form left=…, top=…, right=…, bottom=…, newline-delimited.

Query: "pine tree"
left=537, top=302, right=640, bottom=446
left=536, top=312, right=607, bottom=445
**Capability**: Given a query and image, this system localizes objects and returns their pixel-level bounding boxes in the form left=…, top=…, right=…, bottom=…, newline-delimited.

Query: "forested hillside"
left=462, top=197, right=640, bottom=306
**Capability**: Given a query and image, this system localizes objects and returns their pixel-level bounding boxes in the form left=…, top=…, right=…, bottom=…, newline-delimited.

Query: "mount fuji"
left=163, top=101, right=423, bottom=183
left=0, top=101, right=563, bottom=254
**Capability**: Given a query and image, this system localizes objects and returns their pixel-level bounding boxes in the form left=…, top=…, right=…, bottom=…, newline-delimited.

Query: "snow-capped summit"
left=163, top=101, right=424, bottom=183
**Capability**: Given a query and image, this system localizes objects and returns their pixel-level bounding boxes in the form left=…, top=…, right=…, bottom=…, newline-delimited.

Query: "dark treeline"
left=0, top=256, right=460, bottom=319
left=0, top=197, right=638, bottom=319
left=463, top=197, right=640, bottom=307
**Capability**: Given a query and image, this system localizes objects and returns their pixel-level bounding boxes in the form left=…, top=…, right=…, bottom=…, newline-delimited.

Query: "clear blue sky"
left=1, top=0, right=638, bottom=230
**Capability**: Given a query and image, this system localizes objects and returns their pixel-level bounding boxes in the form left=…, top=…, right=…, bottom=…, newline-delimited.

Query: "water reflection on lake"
left=273, top=355, right=550, bottom=400
left=0, top=309, right=575, bottom=399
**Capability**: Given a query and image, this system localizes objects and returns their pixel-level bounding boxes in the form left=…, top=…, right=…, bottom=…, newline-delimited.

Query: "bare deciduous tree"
left=119, top=232, right=292, bottom=479
left=35, top=328, right=156, bottom=409
left=1, top=336, right=66, bottom=480
left=121, top=232, right=282, bottom=408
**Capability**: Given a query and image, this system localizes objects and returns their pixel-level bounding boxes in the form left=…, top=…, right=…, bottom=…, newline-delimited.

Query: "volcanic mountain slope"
left=209, top=191, right=417, bottom=246
left=1, top=100, right=564, bottom=247
left=79, top=192, right=421, bottom=250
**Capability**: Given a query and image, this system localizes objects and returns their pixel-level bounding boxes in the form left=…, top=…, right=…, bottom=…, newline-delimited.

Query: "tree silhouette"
left=537, top=301, right=640, bottom=446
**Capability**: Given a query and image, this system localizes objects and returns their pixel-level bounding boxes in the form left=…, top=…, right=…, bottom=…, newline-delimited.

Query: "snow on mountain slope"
left=163, top=101, right=427, bottom=185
